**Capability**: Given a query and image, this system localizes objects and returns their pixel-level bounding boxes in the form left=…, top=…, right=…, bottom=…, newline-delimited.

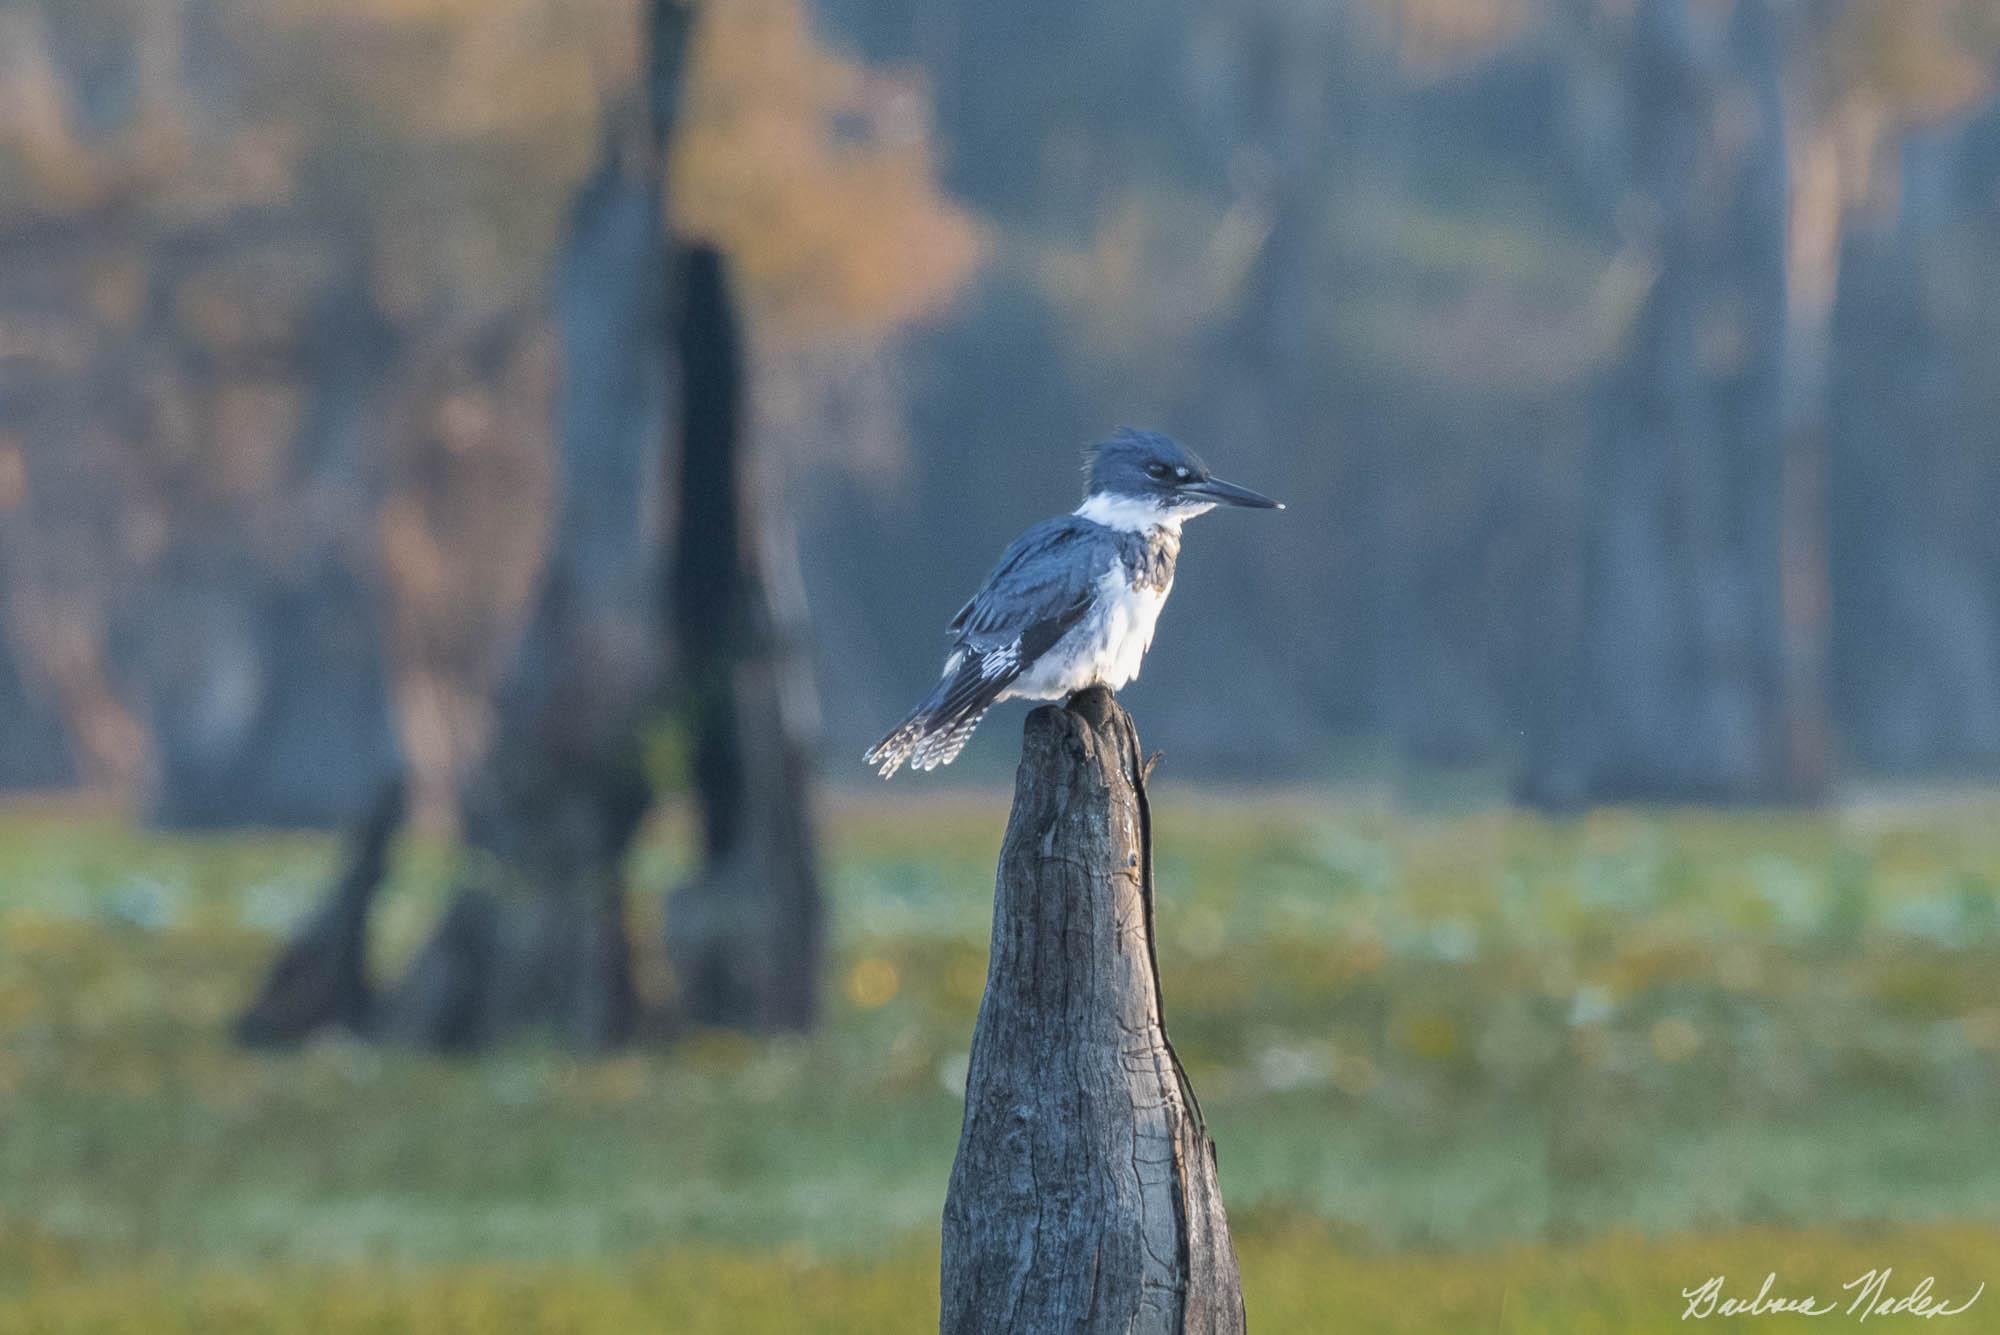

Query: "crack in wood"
left=940, top=688, right=1245, bottom=1334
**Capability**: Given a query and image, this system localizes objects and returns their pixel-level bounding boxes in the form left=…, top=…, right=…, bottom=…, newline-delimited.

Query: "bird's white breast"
left=1003, top=564, right=1171, bottom=700
left=1091, top=563, right=1169, bottom=689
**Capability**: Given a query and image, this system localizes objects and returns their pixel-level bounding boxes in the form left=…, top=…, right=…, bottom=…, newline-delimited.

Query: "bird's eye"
left=1146, top=463, right=1172, bottom=480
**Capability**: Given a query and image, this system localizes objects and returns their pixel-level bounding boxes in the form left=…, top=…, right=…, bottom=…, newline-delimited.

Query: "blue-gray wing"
left=864, top=517, right=1112, bottom=777
left=948, top=515, right=1110, bottom=655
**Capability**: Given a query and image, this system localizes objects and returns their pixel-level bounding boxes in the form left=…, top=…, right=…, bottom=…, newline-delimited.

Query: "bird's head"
left=1082, top=428, right=1284, bottom=529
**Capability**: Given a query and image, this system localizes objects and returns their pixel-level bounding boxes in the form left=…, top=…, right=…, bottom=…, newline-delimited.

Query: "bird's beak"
left=1179, top=476, right=1285, bottom=510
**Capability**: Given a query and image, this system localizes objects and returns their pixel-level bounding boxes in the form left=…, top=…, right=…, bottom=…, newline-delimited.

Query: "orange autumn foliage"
left=673, top=0, right=985, bottom=340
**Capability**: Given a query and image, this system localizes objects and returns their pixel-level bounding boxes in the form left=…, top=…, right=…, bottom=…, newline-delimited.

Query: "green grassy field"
left=2, top=790, right=1998, bottom=1330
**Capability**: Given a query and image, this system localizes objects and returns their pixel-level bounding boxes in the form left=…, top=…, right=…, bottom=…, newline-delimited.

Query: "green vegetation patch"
left=1, top=795, right=1997, bottom=1303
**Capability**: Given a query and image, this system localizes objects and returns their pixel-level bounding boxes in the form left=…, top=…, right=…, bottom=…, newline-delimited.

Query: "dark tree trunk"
left=238, top=3, right=696, bottom=1053
left=941, top=688, right=1243, bottom=1335
left=1826, top=128, right=2000, bottom=773
left=1525, top=0, right=1817, bottom=807
left=1172, top=4, right=1350, bottom=767
left=383, top=105, right=684, bottom=1051
left=384, top=733, right=652, bottom=1052
left=664, top=246, right=825, bottom=1032
left=235, top=777, right=403, bottom=1046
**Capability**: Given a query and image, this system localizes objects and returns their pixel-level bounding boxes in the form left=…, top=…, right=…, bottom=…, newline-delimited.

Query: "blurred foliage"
left=674, top=0, right=984, bottom=339
left=0, top=0, right=978, bottom=326
left=1, top=793, right=1997, bottom=1326
left=17, top=0, right=2000, bottom=790
left=1368, top=0, right=1540, bottom=74
left=0, top=0, right=979, bottom=809
left=1820, top=0, right=2000, bottom=127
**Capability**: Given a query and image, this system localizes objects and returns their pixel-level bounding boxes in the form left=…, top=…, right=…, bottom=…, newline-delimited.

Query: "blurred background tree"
left=0, top=0, right=975, bottom=828
left=7, top=1, right=2000, bottom=1323
left=10, top=0, right=2000, bottom=817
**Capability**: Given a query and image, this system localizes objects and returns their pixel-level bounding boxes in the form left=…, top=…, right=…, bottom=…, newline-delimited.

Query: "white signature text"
left=1682, top=1270, right=1984, bottom=1321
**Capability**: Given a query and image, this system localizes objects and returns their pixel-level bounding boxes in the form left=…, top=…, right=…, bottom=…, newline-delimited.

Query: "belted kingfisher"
left=865, top=428, right=1283, bottom=777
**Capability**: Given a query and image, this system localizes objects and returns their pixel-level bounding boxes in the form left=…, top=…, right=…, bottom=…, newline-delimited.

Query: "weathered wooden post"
left=941, top=686, right=1244, bottom=1333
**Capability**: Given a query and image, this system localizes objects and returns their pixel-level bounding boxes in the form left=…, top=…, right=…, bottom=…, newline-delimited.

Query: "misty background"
left=10, top=0, right=2000, bottom=821
left=6, top=3, right=2000, bottom=1329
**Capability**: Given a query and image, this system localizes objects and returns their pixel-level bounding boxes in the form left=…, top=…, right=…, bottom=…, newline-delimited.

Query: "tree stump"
left=662, top=246, right=824, bottom=1033
left=231, top=0, right=693, bottom=1054
left=941, top=687, right=1244, bottom=1334
left=235, top=776, right=403, bottom=1046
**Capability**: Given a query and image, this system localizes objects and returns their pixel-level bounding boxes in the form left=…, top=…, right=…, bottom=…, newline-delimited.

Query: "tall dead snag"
left=942, top=687, right=1243, bottom=1335
left=1526, top=0, right=1818, bottom=806
left=663, top=245, right=825, bottom=1032
left=235, top=2, right=696, bottom=1053
left=382, top=118, right=678, bottom=1053
left=380, top=3, right=696, bottom=1052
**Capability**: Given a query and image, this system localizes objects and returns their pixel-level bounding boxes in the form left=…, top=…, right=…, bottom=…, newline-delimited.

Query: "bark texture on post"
left=942, top=687, right=1243, bottom=1335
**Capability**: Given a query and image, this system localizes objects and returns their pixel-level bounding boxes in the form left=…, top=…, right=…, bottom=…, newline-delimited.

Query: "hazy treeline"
left=827, top=0, right=2000, bottom=800
left=6, top=0, right=2000, bottom=820
left=0, top=0, right=973, bottom=824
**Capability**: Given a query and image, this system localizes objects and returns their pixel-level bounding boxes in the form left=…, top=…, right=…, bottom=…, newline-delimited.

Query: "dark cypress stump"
left=234, top=776, right=403, bottom=1046
left=941, top=687, right=1244, bottom=1334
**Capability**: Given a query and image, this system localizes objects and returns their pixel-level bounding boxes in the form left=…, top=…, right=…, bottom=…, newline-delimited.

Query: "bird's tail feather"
left=864, top=664, right=1010, bottom=779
